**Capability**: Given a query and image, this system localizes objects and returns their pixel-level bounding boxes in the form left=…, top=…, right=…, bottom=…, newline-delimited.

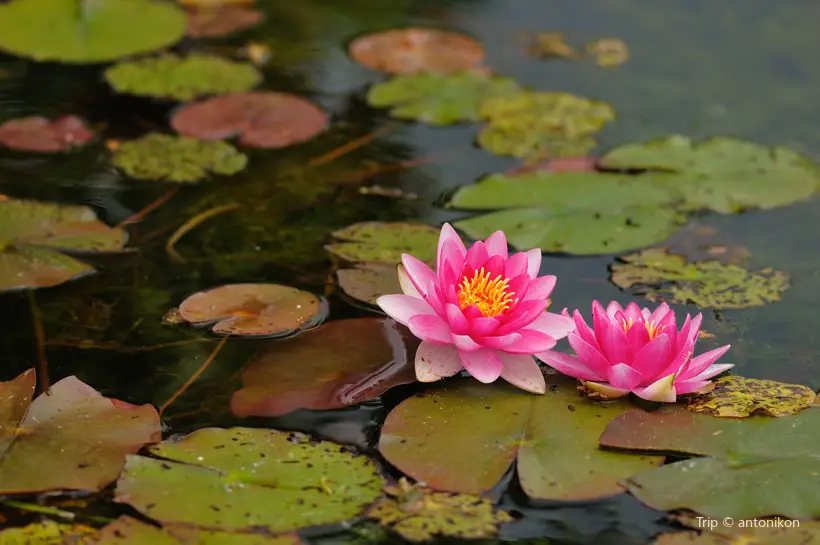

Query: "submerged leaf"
left=114, top=428, right=384, bottom=533
left=171, top=92, right=328, bottom=148
left=326, top=222, right=439, bottom=264
left=0, top=0, right=186, bottom=63
left=366, top=72, right=520, bottom=125
left=349, top=28, right=485, bottom=75
left=90, top=516, right=302, bottom=545
left=176, top=283, right=328, bottom=337
left=230, top=318, right=417, bottom=418
left=111, top=133, right=248, bottom=183
left=0, top=115, right=94, bottom=152
left=610, top=248, right=790, bottom=309
left=685, top=376, right=815, bottom=418
left=0, top=368, right=161, bottom=494
left=104, top=54, right=261, bottom=101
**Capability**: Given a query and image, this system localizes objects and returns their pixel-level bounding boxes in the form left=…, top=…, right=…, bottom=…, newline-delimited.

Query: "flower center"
left=457, top=267, right=517, bottom=317
left=621, top=317, right=666, bottom=340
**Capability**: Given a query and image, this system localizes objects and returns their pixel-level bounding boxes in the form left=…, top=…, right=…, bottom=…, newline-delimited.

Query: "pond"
left=0, top=0, right=819, bottom=544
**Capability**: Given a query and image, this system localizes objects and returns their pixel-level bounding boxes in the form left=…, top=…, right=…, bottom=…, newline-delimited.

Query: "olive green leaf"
left=325, top=222, right=439, bottom=265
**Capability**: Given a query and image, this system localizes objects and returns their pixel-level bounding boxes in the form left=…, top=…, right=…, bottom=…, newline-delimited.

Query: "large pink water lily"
left=376, top=224, right=575, bottom=394
left=538, top=300, right=732, bottom=402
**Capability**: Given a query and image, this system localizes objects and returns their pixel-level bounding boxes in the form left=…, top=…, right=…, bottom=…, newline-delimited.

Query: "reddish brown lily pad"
left=0, top=115, right=94, bottom=152
left=186, top=5, right=265, bottom=38
left=230, top=318, right=417, bottom=418
left=0, top=368, right=161, bottom=494
left=349, top=28, right=485, bottom=75
left=506, top=156, right=599, bottom=176
left=177, top=283, right=328, bottom=337
left=171, top=92, right=328, bottom=149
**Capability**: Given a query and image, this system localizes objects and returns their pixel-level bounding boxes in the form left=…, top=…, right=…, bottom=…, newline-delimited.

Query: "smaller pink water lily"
left=538, top=301, right=732, bottom=402
left=376, top=224, right=575, bottom=394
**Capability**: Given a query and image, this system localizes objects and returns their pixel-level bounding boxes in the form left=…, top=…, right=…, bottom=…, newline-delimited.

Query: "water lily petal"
left=483, top=254, right=506, bottom=280
left=415, top=341, right=463, bottom=382
left=685, top=363, right=734, bottom=382
left=606, top=301, right=623, bottom=318
left=499, top=353, right=545, bottom=394
left=623, top=302, right=644, bottom=324
left=593, top=303, right=631, bottom=365
left=633, top=373, right=677, bottom=402
left=567, top=332, right=612, bottom=377
left=408, top=314, right=452, bottom=344
left=526, top=312, right=575, bottom=340
left=525, top=248, right=541, bottom=278
left=401, top=254, right=436, bottom=297
left=397, top=263, right=421, bottom=298
left=482, top=330, right=556, bottom=354
left=470, top=315, right=500, bottom=336
left=459, top=347, right=503, bottom=383
left=425, top=281, right=447, bottom=317
left=582, top=381, right=630, bottom=398
left=504, top=252, right=529, bottom=278
left=650, top=302, right=672, bottom=324
left=608, top=363, right=643, bottom=390
left=506, top=274, right=530, bottom=303
left=524, top=275, right=556, bottom=301
left=452, top=333, right=482, bottom=352
left=377, top=294, right=435, bottom=326
left=674, top=379, right=712, bottom=395
left=631, top=334, right=672, bottom=380
left=437, top=223, right=466, bottom=273
left=465, top=240, right=489, bottom=270
left=537, top=351, right=605, bottom=381
left=444, top=303, right=471, bottom=335
left=572, top=309, right=598, bottom=348
left=495, top=299, right=550, bottom=334
left=679, top=345, right=731, bottom=380
left=485, top=230, right=508, bottom=259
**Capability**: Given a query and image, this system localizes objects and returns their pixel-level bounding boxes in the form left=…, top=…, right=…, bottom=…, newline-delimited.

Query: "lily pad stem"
left=159, top=335, right=229, bottom=416
left=27, top=291, right=50, bottom=395
left=165, top=203, right=240, bottom=263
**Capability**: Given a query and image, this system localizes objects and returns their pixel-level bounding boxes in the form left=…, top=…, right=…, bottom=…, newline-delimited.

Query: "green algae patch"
left=368, top=478, right=512, bottom=542
left=366, top=72, right=521, bottom=125
left=686, top=376, right=816, bottom=418
left=112, top=133, right=247, bottom=183
left=478, top=91, right=615, bottom=161
left=0, top=0, right=186, bottom=64
left=610, top=248, right=790, bottom=309
left=326, top=222, right=440, bottom=265
left=114, top=428, right=385, bottom=533
left=0, top=520, right=97, bottom=544
left=104, top=54, right=261, bottom=101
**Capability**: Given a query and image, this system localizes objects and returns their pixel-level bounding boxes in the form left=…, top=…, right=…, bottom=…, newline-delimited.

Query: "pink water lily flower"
left=376, top=224, right=575, bottom=394
left=538, top=301, right=732, bottom=402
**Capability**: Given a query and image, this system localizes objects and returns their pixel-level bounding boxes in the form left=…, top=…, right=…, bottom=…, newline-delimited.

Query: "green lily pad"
left=325, top=222, right=440, bottom=264
left=450, top=172, right=684, bottom=255
left=104, top=54, right=262, bottom=102
left=111, top=133, right=248, bottom=183
left=0, top=198, right=128, bottom=292
left=90, top=516, right=303, bottom=545
left=336, top=262, right=402, bottom=307
left=368, top=478, right=512, bottom=542
left=366, top=72, right=521, bottom=125
left=0, top=0, right=186, bottom=64
left=686, top=376, right=816, bottom=418
left=0, top=520, right=97, bottom=545
left=600, top=405, right=820, bottom=519
left=610, top=248, right=790, bottom=309
left=477, top=91, right=615, bottom=161
left=176, top=283, right=328, bottom=338
left=114, top=428, right=385, bottom=533
left=599, top=135, right=820, bottom=213
left=229, top=318, right=417, bottom=418
left=0, top=368, right=161, bottom=494
left=379, top=374, right=662, bottom=500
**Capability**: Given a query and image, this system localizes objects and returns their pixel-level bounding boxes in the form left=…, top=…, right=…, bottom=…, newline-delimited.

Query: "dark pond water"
left=1, top=1, right=819, bottom=543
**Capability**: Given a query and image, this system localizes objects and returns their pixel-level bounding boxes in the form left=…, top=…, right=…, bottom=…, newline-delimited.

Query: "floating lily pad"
left=337, top=262, right=402, bottom=307
left=349, top=28, right=485, bottom=75
left=366, top=72, right=521, bottom=125
left=111, top=133, right=248, bottom=183
left=176, top=283, right=328, bottom=337
left=325, top=222, right=439, bottom=264
left=0, top=115, right=94, bottom=152
left=171, top=92, right=328, bottom=148
left=686, top=376, right=815, bottom=418
left=610, top=248, right=790, bottom=309
left=0, top=368, right=160, bottom=494
left=478, top=91, right=615, bottom=160
left=585, top=38, right=629, bottom=67
left=600, top=405, right=820, bottom=519
left=230, top=318, right=417, bottom=418
left=90, top=516, right=303, bottom=545
left=526, top=32, right=577, bottom=60
left=380, top=375, right=662, bottom=500
left=599, top=135, right=820, bottom=213
left=104, top=54, right=261, bottom=102
left=655, top=515, right=818, bottom=545
left=368, top=478, right=512, bottom=542
left=0, top=198, right=128, bottom=292
left=506, top=156, right=599, bottom=176
left=0, top=0, right=186, bottom=63
left=0, top=520, right=97, bottom=544
left=450, top=172, right=684, bottom=255
left=114, top=428, right=384, bottom=533
left=186, top=5, right=265, bottom=38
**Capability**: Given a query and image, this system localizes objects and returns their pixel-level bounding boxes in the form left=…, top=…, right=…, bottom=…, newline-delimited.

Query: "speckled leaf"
left=0, top=519, right=97, bottom=544
left=366, top=72, right=520, bottom=125
left=230, top=318, right=417, bottom=418
left=325, top=222, right=440, bottom=265
left=610, top=248, right=790, bottom=309
left=337, top=262, right=402, bottom=306
left=90, top=516, right=303, bottom=545
left=0, top=368, right=161, bottom=494
left=177, top=283, right=328, bottom=338
left=685, top=376, right=815, bottom=418
left=599, top=135, right=820, bottom=213
left=0, top=0, right=186, bottom=64
left=114, top=428, right=384, bottom=533
left=379, top=375, right=662, bottom=500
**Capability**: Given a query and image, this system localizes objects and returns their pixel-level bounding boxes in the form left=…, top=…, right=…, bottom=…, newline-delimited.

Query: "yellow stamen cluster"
left=621, top=317, right=666, bottom=340
left=457, top=267, right=517, bottom=317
